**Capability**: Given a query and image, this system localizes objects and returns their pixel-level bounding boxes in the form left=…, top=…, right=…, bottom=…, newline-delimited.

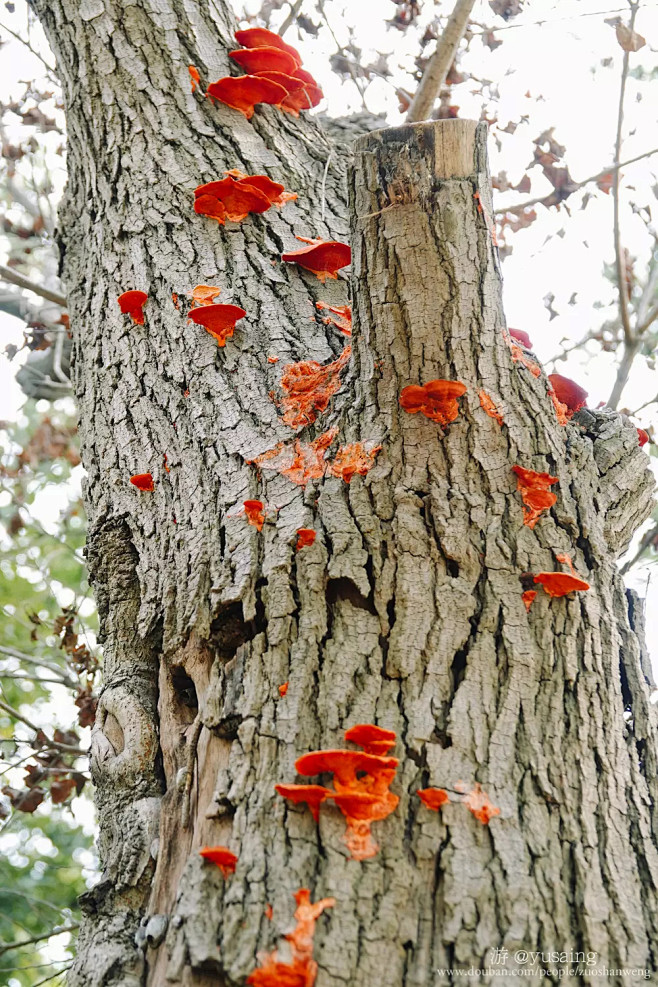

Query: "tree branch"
left=0, top=925, right=78, bottom=957
left=612, top=2, right=638, bottom=349
left=406, top=0, right=477, bottom=123
left=278, top=0, right=304, bottom=37
left=0, top=700, right=86, bottom=757
left=621, top=521, right=658, bottom=574
left=0, top=265, right=66, bottom=308
left=494, top=146, right=658, bottom=216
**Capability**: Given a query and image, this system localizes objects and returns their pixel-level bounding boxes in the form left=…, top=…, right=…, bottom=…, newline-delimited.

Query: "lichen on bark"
left=30, top=2, right=658, bottom=985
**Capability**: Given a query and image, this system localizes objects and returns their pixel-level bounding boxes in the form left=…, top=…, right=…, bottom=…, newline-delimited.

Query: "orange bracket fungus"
left=316, top=301, right=352, bottom=335
left=344, top=724, right=396, bottom=755
left=194, top=178, right=271, bottom=224
left=117, top=290, right=148, bottom=325
left=279, top=346, right=351, bottom=428
left=522, top=589, right=537, bottom=612
left=274, top=783, right=330, bottom=821
left=281, top=238, right=351, bottom=282
left=276, top=724, right=399, bottom=860
left=243, top=500, right=266, bottom=531
left=229, top=45, right=299, bottom=76
left=399, top=380, right=467, bottom=426
left=224, top=169, right=297, bottom=209
left=234, top=27, right=302, bottom=67
left=512, top=465, right=559, bottom=529
left=249, top=429, right=337, bottom=487
left=548, top=373, right=588, bottom=425
left=479, top=390, right=504, bottom=426
left=279, top=78, right=324, bottom=116
left=417, top=787, right=450, bottom=812
left=278, top=682, right=289, bottom=698
left=637, top=428, right=650, bottom=447
left=296, top=529, right=316, bottom=550
left=199, top=845, right=238, bottom=877
left=419, top=782, right=500, bottom=825
left=188, top=284, right=221, bottom=307
left=130, top=473, right=154, bottom=492
left=508, top=328, right=532, bottom=349
left=533, top=553, right=590, bottom=598
left=326, top=441, right=381, bottom=484
left=188, top=303, right=246, bottom=347
left=189, top=65, right=201, bottom=92
left=247, top=888, right=334, bottom=987
left=206, top=75, right=287, bottom=120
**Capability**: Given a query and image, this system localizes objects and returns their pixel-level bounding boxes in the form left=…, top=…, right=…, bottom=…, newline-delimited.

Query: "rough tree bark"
left=31, top=2, right=658, bottom=985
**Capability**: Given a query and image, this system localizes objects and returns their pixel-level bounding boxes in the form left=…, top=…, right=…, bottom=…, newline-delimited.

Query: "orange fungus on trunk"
left=188, top=303, right=246, bottom=346
left=199, top=846, right=238, bottom=877
left=277, top=726, right=400, bottom=860
left=512, top=465, right=559, bottom=529
left=399, top=380, right=467, bottom=426
left=295, top=528, right=316, bottom=550
left=117, top=290, right=148, bottom=325
left=130, top=473, right=154, bottom=492
left=206, top=75, right=287, bottom=120
left=281, top=238, right=351, bottom=282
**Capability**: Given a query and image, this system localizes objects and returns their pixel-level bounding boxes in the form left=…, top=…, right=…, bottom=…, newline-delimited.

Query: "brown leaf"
left=615, top=22, right=646, bottom=53
left=50, top=778, right=77, bottom=804
left=514, top=174, right=531, bottom=193
left=2, top=784, right=46, bottom=813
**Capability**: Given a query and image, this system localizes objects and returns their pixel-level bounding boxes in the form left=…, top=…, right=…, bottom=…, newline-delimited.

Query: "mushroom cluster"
left=205, top=27, right=323, bottom=120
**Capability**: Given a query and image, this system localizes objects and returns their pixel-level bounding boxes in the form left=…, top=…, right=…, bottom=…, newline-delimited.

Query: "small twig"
left=0, top=17, right=57, bottom=76
left=0, top=700, right=86, bottom=757
left=621, top=521, right=658, bottom=575
left=0, top=645, right=77, bottom=685
left=406, top=0, right=477, bottom=123
left=317, top=0, right=368, bottom=109
left=278, top=0, right=304, bottom=37
left=181, top=714, right=204, bottom=828
left=320, top=148, right=334, bottom=223
left=0, top=265, right=66, bottom=307
left=637, top=303, right=658, bottom=335
left=629, top=394, right=658, bottom=416
left=612, top=2, right=638, bottom=350
left=494, top=147, right=658, bottom=216
left=0, top=924, right=78, bottom=957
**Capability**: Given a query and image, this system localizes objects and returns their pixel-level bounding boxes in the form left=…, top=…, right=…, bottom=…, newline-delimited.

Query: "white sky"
left=1, top=0, right=658, bottom=669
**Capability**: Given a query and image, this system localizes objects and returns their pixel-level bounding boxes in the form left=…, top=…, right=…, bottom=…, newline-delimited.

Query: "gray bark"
left=30, top=2, right=658, bottom=985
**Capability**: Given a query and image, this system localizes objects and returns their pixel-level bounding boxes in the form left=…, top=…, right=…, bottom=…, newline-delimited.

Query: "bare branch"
left=406, top=0, right=477, bottom=123
left=278, top=0, right=304, bottom=37
left=0, top=925, right=78, bottom=957
left=621, top=521, right=658, bottom=574
left=611, top=3, right=638, bottom=349
left=0, top=645, right=77, bottom=686
left=0, top=700, right=86, bottom=757
left=637, top=304, right=658, bottom=334
left=494, top=146, right=658, bottom=217
left=0, top=265, right=66, bottom=308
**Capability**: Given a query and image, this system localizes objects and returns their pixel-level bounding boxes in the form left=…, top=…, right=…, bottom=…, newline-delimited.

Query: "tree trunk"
left=31, top=2, right=658, bottom=985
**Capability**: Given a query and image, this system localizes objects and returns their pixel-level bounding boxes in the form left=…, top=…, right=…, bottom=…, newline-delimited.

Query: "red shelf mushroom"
left=296, top=528, right=316, bottom=550
left=277, top=727, right=400, bottom=860
left=188, top=303, right=246, bottom=347
left=234, top=27, right=302, bottom=67
left=512, top=465, right=559, bottom=529
left=281, top=238, right=351, bottom=282
left=117, top=290, right=148, bottom=325
left=130, top=473, right=154, bottom=492
left=206, top=75, right=287, bottom=120
left=199, top=845, right=238, bottom=877
left=229, top=45, right=299, bottom=76
left=399, top=379, right=467, bottom=426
